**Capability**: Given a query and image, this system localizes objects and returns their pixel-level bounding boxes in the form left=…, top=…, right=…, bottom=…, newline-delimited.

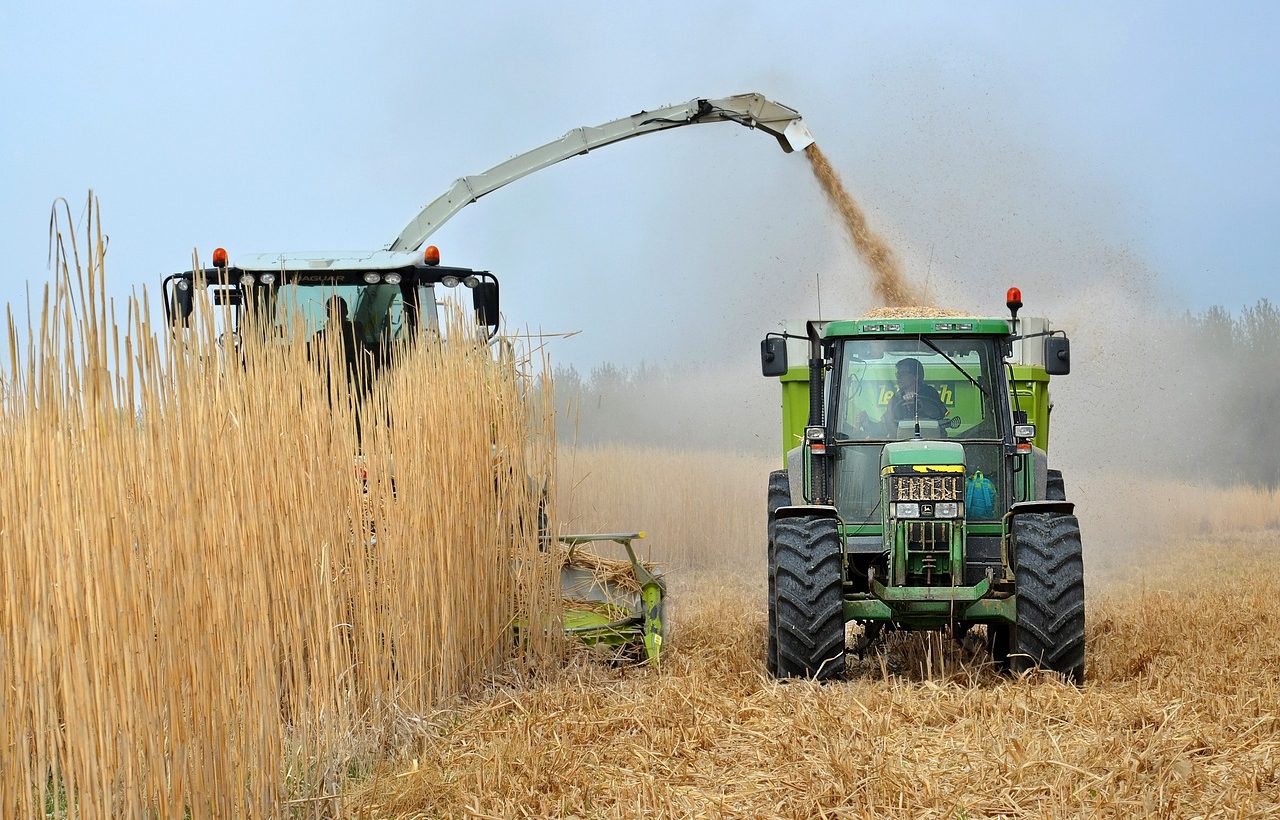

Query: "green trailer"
left=760, top=290, right=1084, bottom=681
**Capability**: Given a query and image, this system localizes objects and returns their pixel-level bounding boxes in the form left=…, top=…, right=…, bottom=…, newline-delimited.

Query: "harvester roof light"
left=1006, top=287, right=1022, bottom=309
left=239, top=274, right=255, bottom=287
left=362, top=272, right=382, bottom=284
left=440, top=275, right=460, bottom=288
left=176, top=279, right=191, bottom=291
left=384, top=273, right=402, bottom=285
left=212, top=247, right=229, bottom=268
left=423, top=245, right=441, bottom=266
left=258, top=273, right=277, bottom=285
left=463, top=275, right=480, bottom=289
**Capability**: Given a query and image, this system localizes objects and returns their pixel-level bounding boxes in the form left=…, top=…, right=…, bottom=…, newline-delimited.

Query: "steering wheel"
left=892, top=391, right=947, bottom=421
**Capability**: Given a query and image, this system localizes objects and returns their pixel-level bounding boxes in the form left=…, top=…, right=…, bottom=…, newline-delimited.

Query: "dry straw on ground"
left=860, top=306, right=975, bottom=319
left=352, top=445, right=1280, bottom=818
left=0, top=197, right=559, bottom=817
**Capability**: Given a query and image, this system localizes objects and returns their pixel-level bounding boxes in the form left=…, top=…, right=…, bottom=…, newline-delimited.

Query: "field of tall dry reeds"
left=0, top=201, right=559, bottom=817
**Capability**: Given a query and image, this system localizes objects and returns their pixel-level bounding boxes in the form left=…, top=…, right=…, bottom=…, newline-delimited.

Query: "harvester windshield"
left=270, top=283, right=415, bottom=347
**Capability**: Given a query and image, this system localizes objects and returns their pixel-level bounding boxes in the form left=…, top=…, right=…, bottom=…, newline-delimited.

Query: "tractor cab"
left=161, top=246, right=500, bottom=360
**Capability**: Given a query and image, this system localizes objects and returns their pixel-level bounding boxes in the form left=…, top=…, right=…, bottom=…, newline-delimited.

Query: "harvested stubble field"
left=351, top=447, right=1280, bottom=818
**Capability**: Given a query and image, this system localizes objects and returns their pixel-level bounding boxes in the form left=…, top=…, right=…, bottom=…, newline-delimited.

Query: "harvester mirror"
left=472, top=281, right=499, bottom=329
left=169, top=280, right=194, bottom=327
left=1045, top=335, right=1071, bottom=375
left=760, top=336, right=788, bottom=377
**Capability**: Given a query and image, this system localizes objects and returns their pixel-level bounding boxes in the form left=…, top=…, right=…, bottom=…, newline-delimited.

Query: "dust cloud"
left=804, top=144, right=920, bottom=307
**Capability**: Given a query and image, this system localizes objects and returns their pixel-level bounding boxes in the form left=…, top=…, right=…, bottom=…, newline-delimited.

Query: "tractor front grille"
left=904, top=520, right=953, bottom=552
left=891, top=474, right=962, bottom=503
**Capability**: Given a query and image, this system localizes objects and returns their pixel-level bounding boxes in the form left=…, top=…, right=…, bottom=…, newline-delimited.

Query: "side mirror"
left=472, top=281, right=499, bottom=329
left=169, top=280, right=194, bottom=327
left=1045, top=335, right=1071, bottom=375
left=760, top=336, right=788, bottom=377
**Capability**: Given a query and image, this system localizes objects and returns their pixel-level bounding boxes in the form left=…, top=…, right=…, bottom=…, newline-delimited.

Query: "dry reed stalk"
left=0, top=195, right=560, bottom=817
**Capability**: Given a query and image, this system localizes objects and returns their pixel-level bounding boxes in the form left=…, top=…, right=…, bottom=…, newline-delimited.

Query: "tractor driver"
left=856, top=357, right=948, bottom=436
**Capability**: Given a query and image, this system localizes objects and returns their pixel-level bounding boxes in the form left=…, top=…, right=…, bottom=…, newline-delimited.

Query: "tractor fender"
left=786, top=445, right=804, bottom=504
left=1009, top=500, right=1075, bottom=516
left=1031, top=446, right=1049, bottom=500
left=773, top=504, right=840, bottom=521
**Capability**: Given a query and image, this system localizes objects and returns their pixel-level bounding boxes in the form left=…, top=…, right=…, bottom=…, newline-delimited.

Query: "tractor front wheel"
left=765, top=470, right=790, bottom=675
left=1011, top=512, right=1086, bottom=683
left=772, top=514, right=846, bottom=680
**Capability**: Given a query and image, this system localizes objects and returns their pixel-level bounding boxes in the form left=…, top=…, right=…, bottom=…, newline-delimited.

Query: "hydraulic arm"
left=388, top=92, right=813, bottom=252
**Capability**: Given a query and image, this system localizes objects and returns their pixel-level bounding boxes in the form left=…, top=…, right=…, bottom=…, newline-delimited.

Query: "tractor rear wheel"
left=1011, top=512, right=1086, bottom=683
left=1046, top=469, right=1066, bottom=501
left=765, top=470, right=790, bottom=675
left=773, top=514, right=846, bottom=680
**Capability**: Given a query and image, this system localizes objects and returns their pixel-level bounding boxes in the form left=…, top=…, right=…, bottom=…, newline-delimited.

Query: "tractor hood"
left=880, top=440, right=966, bottom=470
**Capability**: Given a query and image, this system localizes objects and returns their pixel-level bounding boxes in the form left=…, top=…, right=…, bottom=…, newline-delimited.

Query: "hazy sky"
left=2, top=1, right=1276, bottom=369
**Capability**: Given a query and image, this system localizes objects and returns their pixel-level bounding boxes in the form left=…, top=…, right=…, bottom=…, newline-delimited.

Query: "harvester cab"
left=161, top=246, right=500, bottom=352
left=760, top=292, right=1085, bottom=682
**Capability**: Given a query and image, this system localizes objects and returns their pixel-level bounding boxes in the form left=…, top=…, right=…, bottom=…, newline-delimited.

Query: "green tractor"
left=759, top=289, right=1084, bottom=682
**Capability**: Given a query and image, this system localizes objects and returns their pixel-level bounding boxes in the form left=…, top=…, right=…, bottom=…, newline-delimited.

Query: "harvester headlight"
left=239, top=274, right=255, bottom=287
left=383, top=273, right=403, bottom=285
left=441, top=275, right=461, bottom=288
left=362, top=272, right=382, bottom=284
left=257, top=273, right=277, bottom=285
left=463, top=275, right=480, bottom=288
left=935, top=502, right=960, bottom=519
left=896, top=502, right=921, bottom=519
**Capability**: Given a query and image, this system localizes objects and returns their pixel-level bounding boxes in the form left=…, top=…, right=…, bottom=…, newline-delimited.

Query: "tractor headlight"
left=935, top=502, right=961, bottom=519
left=896, top=502, right=920, bottom=519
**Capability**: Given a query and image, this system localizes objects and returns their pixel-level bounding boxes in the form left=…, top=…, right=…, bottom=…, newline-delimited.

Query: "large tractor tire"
left=765, top=470, right=790, bottom=675
left=1011, top=512, right=1086, bottom=683
left=1046, top=469, right=1066, bottom=501
left=773, top=515, right=846, bottom=680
